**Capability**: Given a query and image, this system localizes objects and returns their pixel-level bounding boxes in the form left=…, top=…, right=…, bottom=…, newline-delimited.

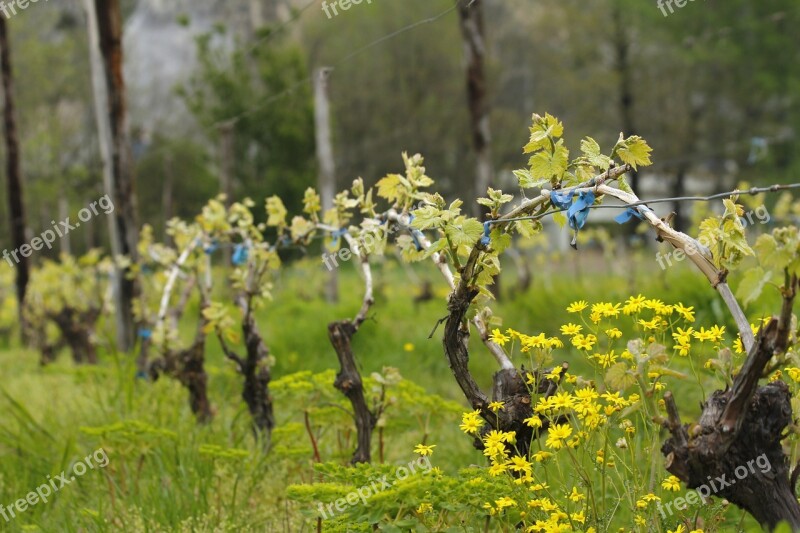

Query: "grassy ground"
left=0, top=250, right=783, bottom=531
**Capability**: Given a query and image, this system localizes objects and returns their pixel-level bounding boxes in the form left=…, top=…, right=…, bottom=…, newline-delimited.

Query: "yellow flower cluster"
left=490, top=328, right=563, bottom=351
left=456, top=296, right=755, bottom=532
left=460, top=409, right=485, bottom=434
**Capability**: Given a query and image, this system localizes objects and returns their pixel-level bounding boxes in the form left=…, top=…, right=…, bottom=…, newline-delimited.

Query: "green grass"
left=0, top=251, right=784, bottom=531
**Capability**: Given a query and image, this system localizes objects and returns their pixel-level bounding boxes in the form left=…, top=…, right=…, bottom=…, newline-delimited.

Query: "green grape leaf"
left=605, top=363, right=637, bottom=391
left=529, top=139, right=569, bottom=181
left=446, top=218, right=485, bottom=248
left=410, top=205, right=443, bottom=231
left=265, top=196, right=287, bottom=228
left=580, top=137, right=612, bottom=170
left=614, top=135, right=653, bottom=170
left=375, top=174, right=407, bottom=203
left=736, top=266, right=772, bottom=307
left=489, top=228, right=512, bottom=254
left=514, top=169, right=549, bottom=189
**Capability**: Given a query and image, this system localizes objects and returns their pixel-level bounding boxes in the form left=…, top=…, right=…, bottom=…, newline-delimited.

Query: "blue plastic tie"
left=232, top=243, right=249, bottom=265
left=135, top=370, right=149, bottom=380
left=138, top=328, right=152, bottom=340
left=567, top=191, right=595, bottom=230
left=614, top=207, right=645, bottom=225
left=410, top=231, right=424, bottom=252
left=550, top=190, right=575, bottom=210
left=480, top=221, right=493, bottom=246
left=331, top=227, right=348, bottom=246
left=203, top=240, right=219, bottom=255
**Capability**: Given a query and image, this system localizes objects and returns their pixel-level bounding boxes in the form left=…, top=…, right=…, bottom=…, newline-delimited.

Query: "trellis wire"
left=485, top=182, right=800, bottom=228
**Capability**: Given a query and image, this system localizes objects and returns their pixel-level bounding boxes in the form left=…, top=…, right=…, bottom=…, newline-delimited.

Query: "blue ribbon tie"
left=232, top=243, right=249, bottom=265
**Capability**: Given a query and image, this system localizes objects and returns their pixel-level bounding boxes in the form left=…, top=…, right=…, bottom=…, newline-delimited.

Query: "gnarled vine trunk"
left=443, top=274, right=564, bottom=457
left=148, top=307, right=212, bottom=423
left=240, top=304, right=274, bottom=443
left=329, top=320, right=375, bottom=464
left=51, top=308, right=100, bottom=364
left=661, top=316, right=800, bottom=531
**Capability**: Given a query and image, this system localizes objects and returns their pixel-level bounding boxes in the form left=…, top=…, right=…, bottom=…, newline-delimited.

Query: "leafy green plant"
left=23, top=251, right=112, bottom=364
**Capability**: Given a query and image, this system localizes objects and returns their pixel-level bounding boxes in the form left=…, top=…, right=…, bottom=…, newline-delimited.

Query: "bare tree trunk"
left=84, top=0, right=140, bottom=351
left=457, top=0, right=493, bottom=210
left=458, top=0, right=501, bottom=299
left=672, top=94, right=705, bottom=232
left=314, top=67, right=338, bottom=303
left=0, top=16, right=29, bottom=337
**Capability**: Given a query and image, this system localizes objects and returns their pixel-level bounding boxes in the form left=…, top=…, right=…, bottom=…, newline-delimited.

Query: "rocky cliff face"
left=122, top=0, right=288, bottom=133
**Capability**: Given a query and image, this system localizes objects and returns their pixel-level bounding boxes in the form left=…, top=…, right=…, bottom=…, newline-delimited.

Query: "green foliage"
left=180, top=30, right=315, bottom=212
left=698, top=198, right=754, bottom=271
left=23, top=251, right=112, bottom=362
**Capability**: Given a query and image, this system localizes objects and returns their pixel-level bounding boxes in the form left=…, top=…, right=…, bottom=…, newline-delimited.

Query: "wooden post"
left=58, top=196, right=71, bottom=255
left=84, top=0, right=140, bottom=351
left=314, top=67, right=338, bottom=303
left=0, top=16, right=30, bottom=337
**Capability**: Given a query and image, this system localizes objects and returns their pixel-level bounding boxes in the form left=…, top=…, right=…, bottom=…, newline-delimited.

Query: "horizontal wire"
left=489, top=182, right=800, bottom=226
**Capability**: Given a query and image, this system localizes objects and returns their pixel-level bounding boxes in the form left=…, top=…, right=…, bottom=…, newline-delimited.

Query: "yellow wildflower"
left=413, top=444, right=436, bottom=456
left=662, top=475, right=681, bottom=491
left=489, top=328, right=510, bottom=346
left=569, top=486, right=586, bottom=502
left=460, top=410, right=484, bottom=434
left=567, top=300, right=589, bottom=313
left=488, top=401, right=505, bottom=412
left=545, top=423, right=572, bottom=450
left=560, top=323, right=583, bottom=336
left=674, top=303, right=695, bottom=322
